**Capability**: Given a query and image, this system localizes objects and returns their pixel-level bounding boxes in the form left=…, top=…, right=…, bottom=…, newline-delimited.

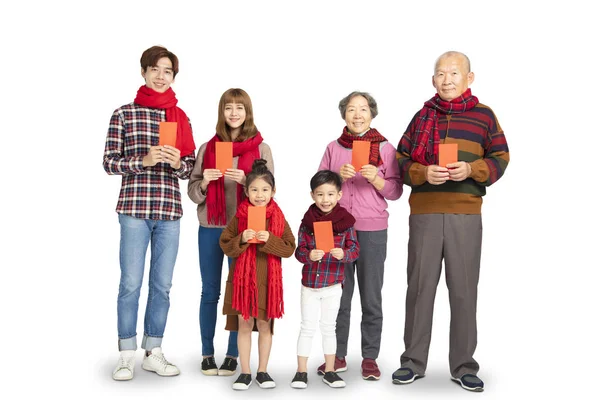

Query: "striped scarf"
left=410, top=89, right=478, bottom=166
left=337, top=127, right=387, bottom=167
left=232, top=198, right=286, bottom=320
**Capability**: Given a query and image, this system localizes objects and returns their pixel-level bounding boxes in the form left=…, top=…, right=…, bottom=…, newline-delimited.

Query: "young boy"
left=291, top=170, right=360, bottom=389
left=103, top=45, right=196, bottom=381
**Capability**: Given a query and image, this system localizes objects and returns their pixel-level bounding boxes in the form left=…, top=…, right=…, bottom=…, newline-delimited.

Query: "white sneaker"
left=112, top=350, right=136, bottom=381
left=142, top=347, right=180, bottom=376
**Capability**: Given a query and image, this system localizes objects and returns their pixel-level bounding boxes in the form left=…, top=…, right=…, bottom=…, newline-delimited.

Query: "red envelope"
left=314, top=221, right=334, bottom=253
left=159, top=122, right=177, bottom=147
left=216, top=142, right=233, bottom=173
left=247, top=206, right=266, bottom=244
left=438, top=143, right=458, bottom=167
left=352, top=141, right=371, bottom=171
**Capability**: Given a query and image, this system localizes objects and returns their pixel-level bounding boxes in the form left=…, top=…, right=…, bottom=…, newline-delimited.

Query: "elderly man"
left=393, top=51, right=509, bottom=392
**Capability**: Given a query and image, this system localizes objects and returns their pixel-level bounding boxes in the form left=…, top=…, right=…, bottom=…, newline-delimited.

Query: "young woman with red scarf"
left=219, top=159, right=296, bottom=390
left=188, top=89, right=274, bottom=377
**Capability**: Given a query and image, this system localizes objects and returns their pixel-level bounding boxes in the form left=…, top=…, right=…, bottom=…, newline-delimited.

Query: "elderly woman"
left=317, top=91, right=403, bottom=380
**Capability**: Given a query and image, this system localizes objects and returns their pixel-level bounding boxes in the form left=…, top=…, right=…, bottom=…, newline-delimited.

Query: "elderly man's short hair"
left=434, top=51, right=471, bottom=73
left=338, top=91, right=378, bottom=119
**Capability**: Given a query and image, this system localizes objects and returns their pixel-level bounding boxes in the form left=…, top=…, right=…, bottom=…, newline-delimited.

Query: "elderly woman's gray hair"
left=338, top=91, right=378, bottom=119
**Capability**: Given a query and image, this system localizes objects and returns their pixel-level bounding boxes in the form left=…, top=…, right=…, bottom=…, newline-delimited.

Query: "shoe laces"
left=151, top=352, right=172, bottom=366
left=118, top=354, right=133, bottom=369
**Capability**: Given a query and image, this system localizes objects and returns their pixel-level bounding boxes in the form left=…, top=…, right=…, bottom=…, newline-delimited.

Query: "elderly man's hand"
left=425, top=165, right=450, bottom=185
left=447, top=161, right=472, bottom=182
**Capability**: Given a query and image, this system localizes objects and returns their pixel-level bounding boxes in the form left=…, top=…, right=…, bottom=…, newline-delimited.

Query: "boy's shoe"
left=322, top=371, right=346, bottom=388
left=232, top=373, right=252, bottom=390
left=361, top=358, right=381, bottom=380
left=142, top=347, right=180, bottom=376
left=112, top=350, right=135, bottom=381
left=317, top=357, right=347, bottom=375
left=392, top=367, right=422, bottom=384
left=451, top=374, right=484, bottom=392
left=255, top=372, right=276, bottom=389
left=290, top=372, right=308, bottom=389
left=201, top=356, right=218, bottom=376
left=218, top=357, right=238, bottom=376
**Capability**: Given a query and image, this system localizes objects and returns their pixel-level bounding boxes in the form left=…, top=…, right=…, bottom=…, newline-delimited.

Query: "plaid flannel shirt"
left=103, top=103, right=196, bottom=220
left=295, top=224, right=360, bottom=288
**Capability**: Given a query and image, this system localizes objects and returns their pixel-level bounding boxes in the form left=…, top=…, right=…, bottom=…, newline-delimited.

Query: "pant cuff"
left=142, top=334, right=163, bottom=350
left=118, top=336, right=137, bottom=351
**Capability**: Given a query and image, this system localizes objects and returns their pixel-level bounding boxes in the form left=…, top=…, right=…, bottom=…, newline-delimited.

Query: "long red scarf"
left=300, top=204, right=355, bottom=233
left=202, top=133, right=263, bottom=226
left=337, top=127, right=387, bottom=167
left=134, top=86, right=196, bottom=157
left=410, top=88, right=479, bottom=166
left=232, top=198, right=286, bottom=320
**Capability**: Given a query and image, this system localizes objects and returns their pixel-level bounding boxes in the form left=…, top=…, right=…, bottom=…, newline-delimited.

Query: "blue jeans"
left=117, top=214, right=180, bottom=351
left=199, top=226, right=238, bottom=357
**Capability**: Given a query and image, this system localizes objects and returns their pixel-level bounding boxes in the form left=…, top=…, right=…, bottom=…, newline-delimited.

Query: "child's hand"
left=241, top=229, right=256, bottom=243
left=309, top=249, right=325, bottom=262
left=330, top=248, right=344, bottom=260
left=256, top=230, right=270, bottom=242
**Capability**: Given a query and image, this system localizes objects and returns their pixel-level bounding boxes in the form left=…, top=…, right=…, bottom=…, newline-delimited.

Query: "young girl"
left=220, top=159, right=296, bottom=390
left=188, top=89, right=274, bottom=376
left=291, top=170, right=359, bottom=389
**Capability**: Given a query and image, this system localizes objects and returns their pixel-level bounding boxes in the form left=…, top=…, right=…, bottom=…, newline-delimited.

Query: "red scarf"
left=410, top=88, right=479, bottom=166
left=134, top=86, right=196, bottom=157
left=300, top=204, right=355, bottom=234
left=202, top=133, right=263, bottom=226
left=232, top=198, right=286, bottom=320
left=337, top=127, right=387, bottom=167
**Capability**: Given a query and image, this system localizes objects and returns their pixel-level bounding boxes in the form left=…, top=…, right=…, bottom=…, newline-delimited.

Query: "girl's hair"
left=215, top=88, right=258, bottom=142
left=245, top=159, right=275, bottom=190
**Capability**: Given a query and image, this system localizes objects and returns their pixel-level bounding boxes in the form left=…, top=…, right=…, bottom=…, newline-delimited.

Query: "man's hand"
left=447, top=161, right=471, bottom=182
left=425, top=165, right=450, bottom=185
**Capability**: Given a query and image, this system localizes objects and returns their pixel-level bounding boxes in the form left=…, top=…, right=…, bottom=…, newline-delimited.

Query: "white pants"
left=296, top=284, right=342, bottom=357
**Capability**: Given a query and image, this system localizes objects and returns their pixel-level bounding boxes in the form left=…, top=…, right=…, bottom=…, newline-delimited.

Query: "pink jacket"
left=318, top=140, right=403, bottom=231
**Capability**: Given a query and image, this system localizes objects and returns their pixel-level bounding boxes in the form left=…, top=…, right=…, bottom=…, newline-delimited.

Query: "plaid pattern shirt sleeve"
left=102, top=103, right=196, bottom=220
left=296, top=225, right=360, bottom=288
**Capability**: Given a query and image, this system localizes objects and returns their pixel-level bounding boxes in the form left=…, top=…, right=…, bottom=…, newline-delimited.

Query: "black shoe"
left=392, top=367, right=422, bottom=384
left=451, top=374, right=484, bottom=392
left=256, top=371, right=276, bottom=389
left=218, top=357, right=238, bottom=376
left=322, top=371, right=346, bottom=388
left=201, top=356, right=218, bottom=376
left=232, top=373, right=252, bottom=390
left=290, top=372, right=308, bottom=389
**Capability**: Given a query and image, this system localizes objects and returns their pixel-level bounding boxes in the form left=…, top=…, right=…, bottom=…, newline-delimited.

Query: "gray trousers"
left=401, top=214, right=482, bottom=378
left=336, top=229, right=387, bottom=360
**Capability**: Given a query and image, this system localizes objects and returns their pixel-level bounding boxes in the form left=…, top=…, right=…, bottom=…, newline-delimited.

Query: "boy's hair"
left=140, top=46, right=179, bottom=77
left=310, top=170, right=342, bottom=192
left=245, top=159, right=275, bottom=190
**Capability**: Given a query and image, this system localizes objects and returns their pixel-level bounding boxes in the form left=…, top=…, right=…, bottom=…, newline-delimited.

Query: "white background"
left=2, top=1, right=598, bottom=399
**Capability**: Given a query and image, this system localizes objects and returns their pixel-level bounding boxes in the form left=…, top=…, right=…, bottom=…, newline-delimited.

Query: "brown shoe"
left=317, top=357, right=347, bottom=375
left=361, top=358, right=380, bottom=380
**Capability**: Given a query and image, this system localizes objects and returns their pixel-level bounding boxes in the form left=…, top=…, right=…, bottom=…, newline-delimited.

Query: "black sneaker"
left=322, top=371, right=346, bottom=388
left=290, top=372, right=308, bottom=389
left=451, top=374, right=484, bottom=392
left=201, top=356, right=218, bottom=376
left=232, top=373, right=252, bottom=390
left=218, top=357, right=238, bottom=376
left=392, top=367, right=422, bottom=384
left=256, top=371, right=276, bottom=389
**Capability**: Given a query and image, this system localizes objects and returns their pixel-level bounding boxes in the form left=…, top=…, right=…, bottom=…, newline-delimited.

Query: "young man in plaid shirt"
left=103, top=46, right=196, bottom=381
left=291, top=170, right=359, bottom=389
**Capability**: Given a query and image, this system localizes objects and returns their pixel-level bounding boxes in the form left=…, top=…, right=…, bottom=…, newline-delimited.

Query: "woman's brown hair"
left=215, top=88, right=258, bottom=142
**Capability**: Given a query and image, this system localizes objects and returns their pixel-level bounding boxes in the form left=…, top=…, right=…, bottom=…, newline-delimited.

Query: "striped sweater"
left=397, top=103, right=509, bottom=215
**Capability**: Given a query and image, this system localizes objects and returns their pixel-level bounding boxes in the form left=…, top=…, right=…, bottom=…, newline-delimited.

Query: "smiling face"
left=223, top=102, right=246, bottom=137
left=141, top=57, right=174, bottom=93
left=432, top=54, right=474, bottom=101
left=311, top=183, right=342, bottom=214
left=246, top=177, right=274, bottom=207
left=344, top=95, right=372, bottom=135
